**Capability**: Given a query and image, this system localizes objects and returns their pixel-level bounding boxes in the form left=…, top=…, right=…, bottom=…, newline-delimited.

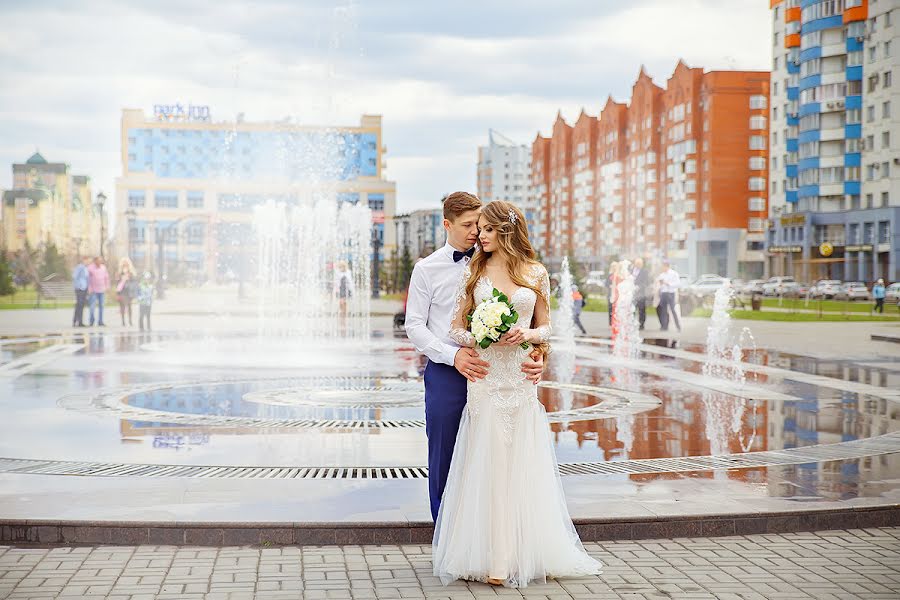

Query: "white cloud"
left=0, top=0, right=770, bottom=213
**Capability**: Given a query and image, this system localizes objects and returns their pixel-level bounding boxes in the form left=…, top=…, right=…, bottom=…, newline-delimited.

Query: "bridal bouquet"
left=467, top=288, right=531, bottom=350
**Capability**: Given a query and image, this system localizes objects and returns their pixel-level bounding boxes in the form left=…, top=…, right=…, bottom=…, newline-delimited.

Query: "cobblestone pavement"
left=1, top=528, right=899, bottom=599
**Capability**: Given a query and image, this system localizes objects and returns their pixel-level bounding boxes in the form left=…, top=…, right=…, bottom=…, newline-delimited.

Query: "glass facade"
left=127, top=128, right=378, bottom=181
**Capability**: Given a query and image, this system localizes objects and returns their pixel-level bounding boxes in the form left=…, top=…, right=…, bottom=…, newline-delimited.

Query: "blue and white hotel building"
left=114, top=107, right=396, bottom=283
left=767, top=0, right=898, bottom=283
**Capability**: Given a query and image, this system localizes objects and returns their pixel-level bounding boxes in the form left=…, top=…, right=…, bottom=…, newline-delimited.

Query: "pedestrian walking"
left=632, top=257, right=650, bottom=331
left=656, top=260, right=681, bottom=332
left=87, top=256, right=109, bottom=326
left=571, top=284, right=587, bottom=335
left=873, top=278, right=886, bottom=314
left=138, top=272, right=154, bottom=332
left=71, top=256, right=90, bottom=327
left=116, top=257, right=137, bottom=326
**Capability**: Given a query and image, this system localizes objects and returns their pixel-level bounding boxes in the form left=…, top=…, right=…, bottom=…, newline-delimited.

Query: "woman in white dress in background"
left=435, top=200, right=602, bottom=587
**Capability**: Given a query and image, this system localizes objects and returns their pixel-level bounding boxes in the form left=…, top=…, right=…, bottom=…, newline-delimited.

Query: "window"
left=799, top=113, right=820, bottom=131
left=750, top=115, right=767, bottom=130
left=127, top=191, right=145, bottom=208
left=774, top=31, right=780, bottom=47
left=186, top=191, right=204, bottom=209
left=884, top=131, right=891, bottom=149
left=749, top=197, right=766, bottom=211
left=883, top=162, right=891, bottom=178
left=886, top=41, right=893, bottom=57
left=846, top=138, right=862, bottom=152
left=154, top=191, right=178, bottom=208
left=750, top=156, right=766, bottom=170
left=750, top=95, right=767, bottom=109
left=867, top=105, right=876, bottom=122
left=869, top=46, right=877, bottom=62
left=773, top=56, right=779, bottom=70
left=866, top=134, right=875, bottom=150
left=186, top=222, right=205, bottom=245
left=750, top=135, right=766, bottom=150
left=845, top=166, right=860, bottom=181
left=802, top=30, right=822, bottom=49
left=799, top=141, right=819, bottom=158
left=800, top=58, right=822, bottom=77
left=883, top=192, right=890, bottom=207
left=885, top=71, right=893, bottom=88
left=749, top=177, right=766, bottom=191
left=884, top=101, right=892, bottom=118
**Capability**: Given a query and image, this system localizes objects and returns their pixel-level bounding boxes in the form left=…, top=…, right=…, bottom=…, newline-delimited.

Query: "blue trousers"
left=424, top=359, right=467, bottom=521
left=89, top=292, right=105, bottom=325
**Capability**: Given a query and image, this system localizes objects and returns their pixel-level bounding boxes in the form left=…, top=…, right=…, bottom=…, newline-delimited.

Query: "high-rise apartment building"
left=476, top=130, right=536, bottom=244
left=768, top=0, right=898, bottom=282
left=532, top=62, right=770, bottom=278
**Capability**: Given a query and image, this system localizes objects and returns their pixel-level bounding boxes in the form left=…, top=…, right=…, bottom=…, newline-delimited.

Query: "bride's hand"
left=499, top=327, right=527, bottom=346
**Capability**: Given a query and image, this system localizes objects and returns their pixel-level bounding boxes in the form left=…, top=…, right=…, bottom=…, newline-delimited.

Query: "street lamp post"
left=371, top=223, right=381, bottom=299
left=95, top=192, right=107, bottom=259
left=125, top=208, right=137, bottom=263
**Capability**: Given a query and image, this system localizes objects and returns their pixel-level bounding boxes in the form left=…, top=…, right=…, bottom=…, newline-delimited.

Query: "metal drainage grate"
left=1, top=431, right=898, bottom=480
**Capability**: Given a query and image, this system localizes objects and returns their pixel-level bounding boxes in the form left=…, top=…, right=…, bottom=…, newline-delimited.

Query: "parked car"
left=885, top=282, right=900, bottom=303
left=779, top=281, right=805, bottom=298
left=834, top=282, right=871, bottom=301
left=741, top=279, right=766, bottom=295
left=762, top=276, right=796, bottom=296
left=687, top=275, right=731, bottom=297
left=809, top=279, right=843, bottom=299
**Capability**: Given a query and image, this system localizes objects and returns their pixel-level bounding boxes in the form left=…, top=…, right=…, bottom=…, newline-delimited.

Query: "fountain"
left=552, top=257, right=577, bottom=423
left=252, top=197, right=372, bottom=342
left=611, top=260, right=642, bottom=360
left=701, top=282, right=759, bottom=455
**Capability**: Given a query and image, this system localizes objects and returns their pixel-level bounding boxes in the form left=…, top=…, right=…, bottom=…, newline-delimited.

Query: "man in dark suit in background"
left=632, top=258, right=650, bottom=331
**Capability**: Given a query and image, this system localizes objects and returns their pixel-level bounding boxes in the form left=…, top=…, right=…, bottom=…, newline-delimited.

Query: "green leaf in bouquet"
left=479, top=338, right=491, bottom=349
left=492, top=288, right=500, bottom=297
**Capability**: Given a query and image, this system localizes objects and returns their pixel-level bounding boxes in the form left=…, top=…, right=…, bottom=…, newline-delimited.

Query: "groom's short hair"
left=442, top=192, right=481, bottom=222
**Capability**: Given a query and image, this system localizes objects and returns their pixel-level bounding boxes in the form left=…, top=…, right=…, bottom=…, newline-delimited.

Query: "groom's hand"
left=454, top=348, right=490, bottom=383
left=521, top=351, right=544, bottom=385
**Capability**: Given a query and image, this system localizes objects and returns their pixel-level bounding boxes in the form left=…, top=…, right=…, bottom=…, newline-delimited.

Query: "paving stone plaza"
left=1, top=528, right=900, bottom=599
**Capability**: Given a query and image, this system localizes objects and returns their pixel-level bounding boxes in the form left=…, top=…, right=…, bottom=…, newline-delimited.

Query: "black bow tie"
left=453, top=247, right=475, bottom=262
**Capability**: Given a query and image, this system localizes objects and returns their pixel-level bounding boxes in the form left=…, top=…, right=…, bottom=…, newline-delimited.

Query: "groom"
left=405, top=191, right=545, bottom=521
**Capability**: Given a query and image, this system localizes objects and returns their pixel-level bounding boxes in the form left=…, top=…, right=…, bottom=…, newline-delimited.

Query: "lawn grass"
left=0, top=286, right=114, bottom=310
left=692, top=307, right=900, bottom=322
left=757, top=296, right=887, bottom=313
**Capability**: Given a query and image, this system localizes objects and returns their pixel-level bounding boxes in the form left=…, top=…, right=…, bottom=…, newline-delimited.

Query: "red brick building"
left=532, top=61, right=770, bottom=278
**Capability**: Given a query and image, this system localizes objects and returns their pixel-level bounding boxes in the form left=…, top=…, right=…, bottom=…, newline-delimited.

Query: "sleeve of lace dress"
left=529, top=264, right=552, bottom=344
left=448, top=265, right=476, bottom=348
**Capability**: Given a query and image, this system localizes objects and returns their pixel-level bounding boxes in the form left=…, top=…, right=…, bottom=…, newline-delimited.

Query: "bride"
left=435, top=200, right=602, bottom=587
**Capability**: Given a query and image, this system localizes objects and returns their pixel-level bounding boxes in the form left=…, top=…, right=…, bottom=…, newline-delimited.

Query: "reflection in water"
left=3, top=329, right=897, bottom=503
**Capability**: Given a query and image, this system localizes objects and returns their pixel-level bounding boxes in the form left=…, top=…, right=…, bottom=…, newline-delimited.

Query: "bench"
left=37, top=281, right=75, bottom=307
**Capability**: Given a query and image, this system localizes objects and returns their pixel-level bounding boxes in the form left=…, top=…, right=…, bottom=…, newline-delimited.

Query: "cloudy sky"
left=0, top=0, right=771, bottom=213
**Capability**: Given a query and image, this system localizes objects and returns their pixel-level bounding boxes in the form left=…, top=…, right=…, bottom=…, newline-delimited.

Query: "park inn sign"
left=153, top=103, right=211, bottom=123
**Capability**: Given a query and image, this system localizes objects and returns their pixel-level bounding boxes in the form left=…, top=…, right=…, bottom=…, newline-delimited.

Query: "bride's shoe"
left=486, top=577, right=504, bottom=586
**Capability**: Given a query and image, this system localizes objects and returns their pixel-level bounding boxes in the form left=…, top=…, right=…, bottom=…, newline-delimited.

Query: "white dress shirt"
left=404, top=241, right=472, bottom=366
left=657, top=269, right=681, bottom=294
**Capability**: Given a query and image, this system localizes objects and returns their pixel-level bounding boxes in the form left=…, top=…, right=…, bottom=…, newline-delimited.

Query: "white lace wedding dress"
left=435, top=262, right=602, bottom=587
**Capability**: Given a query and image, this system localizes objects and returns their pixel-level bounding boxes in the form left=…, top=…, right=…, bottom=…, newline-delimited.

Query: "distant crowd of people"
left=72, top=256, right=155, bottom=331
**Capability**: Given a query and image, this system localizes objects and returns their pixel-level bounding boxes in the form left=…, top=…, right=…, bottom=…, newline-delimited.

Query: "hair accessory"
left=507, top=208, right=518, bottom=224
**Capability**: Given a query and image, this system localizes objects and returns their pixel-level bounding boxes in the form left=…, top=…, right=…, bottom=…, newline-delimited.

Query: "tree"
left=0, top=252, right=15, bottom=296
left=399, top=244, right=414, bottom=291
left=39, top=242, right=68, bottom=281
left=11, top=243, right=41, bottom=306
